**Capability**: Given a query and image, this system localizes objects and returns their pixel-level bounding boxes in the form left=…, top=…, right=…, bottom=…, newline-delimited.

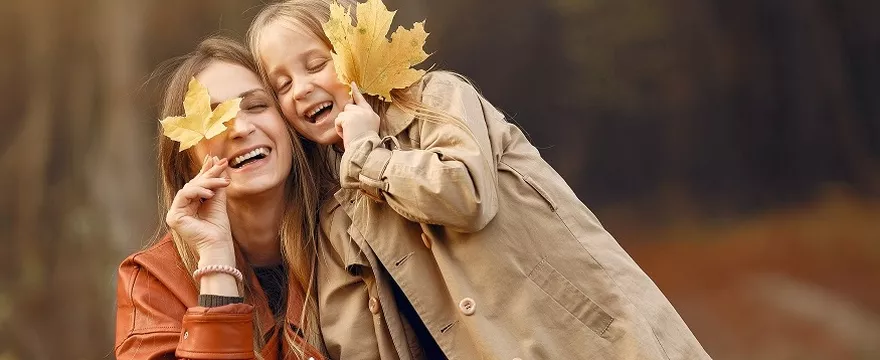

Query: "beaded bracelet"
left=193, top=264, right=244, bottom=283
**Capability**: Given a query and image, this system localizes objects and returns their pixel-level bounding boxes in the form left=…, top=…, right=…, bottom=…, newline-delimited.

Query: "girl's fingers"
left=350, top=82, right=369, bottom=108
left=334, top=112, right=347, bottom=133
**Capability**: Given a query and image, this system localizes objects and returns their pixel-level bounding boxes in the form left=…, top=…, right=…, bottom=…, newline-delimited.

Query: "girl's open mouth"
left=306, top=101, right=334, bottom=124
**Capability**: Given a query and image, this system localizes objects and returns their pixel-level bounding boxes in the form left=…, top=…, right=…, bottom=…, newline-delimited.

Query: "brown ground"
left=618, top=190, right=880, bottom=360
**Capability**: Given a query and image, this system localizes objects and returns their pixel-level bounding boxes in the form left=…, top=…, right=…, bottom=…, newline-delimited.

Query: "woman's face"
left=257, top=21, right=351, bottom=146
left=190, top=61, right=293, bottom=198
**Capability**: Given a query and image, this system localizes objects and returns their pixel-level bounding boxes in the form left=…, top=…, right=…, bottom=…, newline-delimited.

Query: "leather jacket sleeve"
left=115, top=252, right=255, bottom=359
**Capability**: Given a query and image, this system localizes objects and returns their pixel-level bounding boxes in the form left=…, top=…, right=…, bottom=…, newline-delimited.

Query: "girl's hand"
left=165, top=156, right=233, bottom=257
left=335, top=82, right=380, bottom=149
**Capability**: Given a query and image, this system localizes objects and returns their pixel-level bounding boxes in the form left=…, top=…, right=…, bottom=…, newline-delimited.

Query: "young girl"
left=114, top=37, right=325, bottom=360
left=249, top=1, right=712, bottom=359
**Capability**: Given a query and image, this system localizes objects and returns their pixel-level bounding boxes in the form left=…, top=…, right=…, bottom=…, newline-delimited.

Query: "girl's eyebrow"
left=301, top=48, right=323, bottom=58
left=211, top=89, right=265, bottom=108
left=266, top=48, right=328, bottom=78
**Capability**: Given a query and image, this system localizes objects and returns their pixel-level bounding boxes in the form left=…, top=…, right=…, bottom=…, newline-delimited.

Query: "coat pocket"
left=498, top=160, right=558, bottom=211
left=344, top=226, right=372, bottom=276
left=528, top=259, right=615, bottom=338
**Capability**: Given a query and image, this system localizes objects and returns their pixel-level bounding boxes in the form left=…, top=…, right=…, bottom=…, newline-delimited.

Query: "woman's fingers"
left=187, top=186, right=216, bottom=201
left=189, top=177, right=231, bottom=191
left=194, top=154, right=213, bottom=178
left=202, top=157, right=229, bottom=179
left=167, top=185, right=213, bottom=226
left=169, top=173, right=229, bottom=209
left=172, top=184, right=213, bottom=208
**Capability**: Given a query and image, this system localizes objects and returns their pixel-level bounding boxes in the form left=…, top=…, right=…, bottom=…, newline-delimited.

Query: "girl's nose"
left=292, top=79, right=314, bottom=101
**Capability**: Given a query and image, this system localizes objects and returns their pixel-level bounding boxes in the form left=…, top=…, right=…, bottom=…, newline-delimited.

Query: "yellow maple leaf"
left=323, top=0, right=430, bottom=102
left=160, top=77, right=242, bottom=151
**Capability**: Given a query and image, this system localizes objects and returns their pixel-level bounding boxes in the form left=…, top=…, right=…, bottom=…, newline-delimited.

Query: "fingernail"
left=203, top=154, right=209, bottom=163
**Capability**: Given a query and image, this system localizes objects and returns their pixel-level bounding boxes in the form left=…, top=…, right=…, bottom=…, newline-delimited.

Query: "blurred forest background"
left=1, top=0, right=879, bottom=359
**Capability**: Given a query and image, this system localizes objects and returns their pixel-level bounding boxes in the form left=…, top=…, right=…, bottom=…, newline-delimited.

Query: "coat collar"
left=379, top=101, right=416, bottom=138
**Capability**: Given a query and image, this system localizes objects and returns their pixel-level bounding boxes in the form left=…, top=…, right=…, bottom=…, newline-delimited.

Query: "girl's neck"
left=227, top=186, right=285, bottom=267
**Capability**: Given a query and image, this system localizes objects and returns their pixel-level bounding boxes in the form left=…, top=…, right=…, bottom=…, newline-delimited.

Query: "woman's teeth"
left=231, top=147, right=270, bottom=168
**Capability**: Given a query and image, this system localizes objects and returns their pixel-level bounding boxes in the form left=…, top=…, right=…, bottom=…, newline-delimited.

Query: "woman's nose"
left=227, top=116, right=256, bottom=139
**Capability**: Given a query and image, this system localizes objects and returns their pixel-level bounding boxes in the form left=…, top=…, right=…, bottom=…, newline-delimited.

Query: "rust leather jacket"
left=115, top=235, right=324, bottom=359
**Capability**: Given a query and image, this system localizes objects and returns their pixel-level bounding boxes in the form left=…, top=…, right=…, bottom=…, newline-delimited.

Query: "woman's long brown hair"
left=150, top=36, right=322, bottom=359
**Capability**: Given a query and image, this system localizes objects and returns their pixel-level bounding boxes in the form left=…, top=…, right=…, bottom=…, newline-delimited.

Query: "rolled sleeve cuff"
left=176, top=304, right=254, bottom=359
left=340, top=131, right=395, bottom=202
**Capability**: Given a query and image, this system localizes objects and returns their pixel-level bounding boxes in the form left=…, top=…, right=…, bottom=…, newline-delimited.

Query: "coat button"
left=369, top=297, right=381, bottom=314
left=459, top=297, right=476, bottom=316
left=513, top=358, right=523, bottom=360
left=183, top=331, right=189, bottom=340
left=421, top=233, right=432, bottom=249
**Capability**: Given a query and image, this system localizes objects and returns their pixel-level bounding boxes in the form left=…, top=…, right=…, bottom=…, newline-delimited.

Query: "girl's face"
left=257, top=21, right=351, bottom=146
left=190, top=61, right=293, bottom=198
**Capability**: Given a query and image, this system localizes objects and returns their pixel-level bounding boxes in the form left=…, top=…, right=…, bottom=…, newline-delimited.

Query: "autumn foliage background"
left=1, top=0, right=879, bottom=359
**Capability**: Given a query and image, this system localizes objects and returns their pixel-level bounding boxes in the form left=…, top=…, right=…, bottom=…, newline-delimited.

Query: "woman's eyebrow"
left=211, top=89, right=265, bottom=108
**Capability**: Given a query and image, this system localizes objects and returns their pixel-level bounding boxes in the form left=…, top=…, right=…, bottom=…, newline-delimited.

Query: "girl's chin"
left=311, top=128, right=343, bottom=146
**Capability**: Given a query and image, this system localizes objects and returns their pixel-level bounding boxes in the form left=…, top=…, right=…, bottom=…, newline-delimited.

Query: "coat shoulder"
left=119, top=235, right=187, bottom=283
left=117, top=234, right=193, bottom=309
left=419, top=71, right=480, bottom=104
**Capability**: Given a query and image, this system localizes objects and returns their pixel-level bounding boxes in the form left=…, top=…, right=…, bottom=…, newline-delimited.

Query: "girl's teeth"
left=308, top=102, right=331, bottom=117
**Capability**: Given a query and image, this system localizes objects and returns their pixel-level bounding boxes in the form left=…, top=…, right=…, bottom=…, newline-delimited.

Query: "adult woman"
left=114, top=37, right=324, bottom=360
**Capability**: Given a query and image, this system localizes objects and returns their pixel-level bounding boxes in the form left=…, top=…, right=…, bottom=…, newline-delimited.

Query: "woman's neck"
left=226, top=186, right=285, bottom=267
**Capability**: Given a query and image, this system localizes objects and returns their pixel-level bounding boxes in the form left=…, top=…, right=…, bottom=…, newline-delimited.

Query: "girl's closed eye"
left=276, top=78, right=291, bottom=94
left=307, top=58, right=329, bottom=73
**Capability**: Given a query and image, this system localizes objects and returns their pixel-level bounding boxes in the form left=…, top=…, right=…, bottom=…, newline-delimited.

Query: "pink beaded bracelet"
left=193, top=264, right=244, bottom=283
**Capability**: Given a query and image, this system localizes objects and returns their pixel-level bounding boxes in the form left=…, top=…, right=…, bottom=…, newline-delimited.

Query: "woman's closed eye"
left=242, top=101, right=269, bottom=113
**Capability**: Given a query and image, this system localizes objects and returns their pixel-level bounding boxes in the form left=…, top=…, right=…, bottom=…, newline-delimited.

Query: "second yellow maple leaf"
left=323, top=0, right=430, bottom=102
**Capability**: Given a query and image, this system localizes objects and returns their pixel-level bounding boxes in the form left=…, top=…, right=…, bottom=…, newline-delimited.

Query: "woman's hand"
left=335, top=82, right=380, bottom=149
left=165, top=156, right=233, bottom=259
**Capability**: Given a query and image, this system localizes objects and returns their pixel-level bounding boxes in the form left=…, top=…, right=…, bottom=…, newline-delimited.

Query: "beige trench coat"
left=316, top=72, right=711, bottom=360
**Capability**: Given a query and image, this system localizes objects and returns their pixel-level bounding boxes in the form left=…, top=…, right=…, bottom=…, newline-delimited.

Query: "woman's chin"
left=227, top=177, right=284, bottom=199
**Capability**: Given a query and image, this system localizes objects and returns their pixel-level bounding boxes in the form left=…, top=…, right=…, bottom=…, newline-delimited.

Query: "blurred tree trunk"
left=1, top=0, right=153, bottom=358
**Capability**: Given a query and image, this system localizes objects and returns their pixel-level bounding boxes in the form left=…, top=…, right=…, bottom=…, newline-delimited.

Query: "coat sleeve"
left=339, top=72, right=501, bottom=233
left=114, top=257, right=256, bottom=360
left=317, top=210, right=384, bottom=360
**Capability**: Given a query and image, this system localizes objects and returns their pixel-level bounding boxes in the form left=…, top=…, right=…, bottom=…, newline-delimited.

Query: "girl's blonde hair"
left=247, top=0, right=474, bottom=193
left=151, top=36, right=322, bottom=359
